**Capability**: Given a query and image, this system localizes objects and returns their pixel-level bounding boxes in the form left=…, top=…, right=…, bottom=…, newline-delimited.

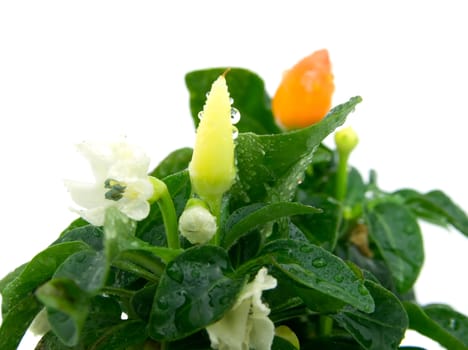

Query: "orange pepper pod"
left=272, top=49, right=335, bottom=129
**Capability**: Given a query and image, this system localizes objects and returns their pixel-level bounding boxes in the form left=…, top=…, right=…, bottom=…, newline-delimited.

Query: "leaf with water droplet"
left=149, top=245, right=244, bottom=341
left=261, top=239, right=374, bottom=313
left=231, top=96, right=362, bottom=206
left=404, top=302, right=468, bottom=349
left=333, top=280, right=408, bottom=350
left=223, top=201, right=321, bottom=249
left=364, top=201, right=424, bottom=293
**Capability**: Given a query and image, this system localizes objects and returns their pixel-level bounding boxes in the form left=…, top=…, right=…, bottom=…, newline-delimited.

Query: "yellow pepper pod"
left=189, top=74, right=236, bottom=205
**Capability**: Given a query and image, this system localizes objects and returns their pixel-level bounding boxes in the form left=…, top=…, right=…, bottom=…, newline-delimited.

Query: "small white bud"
left=179, top=198, right=217, bottom=244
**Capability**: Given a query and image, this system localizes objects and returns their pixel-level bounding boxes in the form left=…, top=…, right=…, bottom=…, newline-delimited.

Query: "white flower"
left=206, top=267, right=277, bottom=350
left=64, top=140, right=154, bottom=226
left=179, top=198, right=217, bottom=244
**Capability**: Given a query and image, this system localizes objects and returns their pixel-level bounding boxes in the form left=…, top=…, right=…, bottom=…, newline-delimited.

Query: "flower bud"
left=189, top=74, right=236, bottom=205
left=179, top=198, right=217, bottom=244
left=334, top=126, right=359, bottom=156
left=272, top=49, right=335, bottom=129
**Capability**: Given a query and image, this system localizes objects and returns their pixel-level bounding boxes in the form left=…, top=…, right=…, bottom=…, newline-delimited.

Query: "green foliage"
left=1, top=66, right=467, bottom=350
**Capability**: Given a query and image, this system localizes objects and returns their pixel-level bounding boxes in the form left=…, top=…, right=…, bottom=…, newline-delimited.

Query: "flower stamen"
left=104, top=178, right=127, bottom=201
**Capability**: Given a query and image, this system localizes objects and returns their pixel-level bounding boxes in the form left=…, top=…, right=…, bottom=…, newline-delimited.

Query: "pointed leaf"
left=223, top=202, right=321, bottom=248
left=2, top=241, right=90, bottom=315
left=233, top=97, right=362, bottom=205
left=0, top=294, right=42, bottom=350
left=261, top=239, right=374, bottom=313
left=365, top=202, right=424, bottom=292
left=333, top=280, right=408, bottom=350
left=396, top=189, right=468, bottom=237
left=404, top=302, right=468, bottom=350
left=36, top=278, right=90, bottom=346
left=149, top=245, right=244, bottom=340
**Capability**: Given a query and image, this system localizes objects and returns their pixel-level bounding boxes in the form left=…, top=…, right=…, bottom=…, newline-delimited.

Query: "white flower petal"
left=119, top=199, right=150, bottom=221
left=206, top=298, right=251, bottom=350
left=248, top=314, right=275, bottom=350
left=64, top=180, right=108, bottom=209
left=206, top=267, right=277, bottom=350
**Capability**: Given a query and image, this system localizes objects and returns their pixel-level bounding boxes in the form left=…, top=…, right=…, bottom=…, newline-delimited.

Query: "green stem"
left=319, top=315, right=334, bottom=336
left=157, top=184, right=180, bottom=250
left=207, top=195, right=222, bottom=246
left=335, top=152, right=350, bottom=201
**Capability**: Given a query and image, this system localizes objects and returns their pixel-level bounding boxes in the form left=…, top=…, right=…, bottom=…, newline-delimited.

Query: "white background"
left=1, top=1, right=467, bottom=349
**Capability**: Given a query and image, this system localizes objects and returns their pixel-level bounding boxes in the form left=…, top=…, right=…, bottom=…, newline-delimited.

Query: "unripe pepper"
left=272, top=49, right=335, bottom=129
left=189, top=73, right=236, bottom=208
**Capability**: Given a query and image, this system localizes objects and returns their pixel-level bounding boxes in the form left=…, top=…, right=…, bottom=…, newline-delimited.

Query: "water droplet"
left=449, top=318, right=459, bottom=330
left=358, top=284, right=369, bottom=295
left=229, top=97, right=234, bottom=105
left=300, top=245, right=313, bottom=253
left=190, top=268, right=201, bottom=279
left=232, top=126, right=239, bottom=139
left=166, top=263, right=184, bottom=283
left=120, top=312, right=128, bottom=320
left=312, top=257, right=327, bottom=268
left=205, top=92, right=210, bottom=98
left=198, top=111, right=204, bottom=120
left=157, top=296, right=169, bottom=310
left=230, top=107, right=241, bottom=124
left=334, top=274, right=344, bottom=283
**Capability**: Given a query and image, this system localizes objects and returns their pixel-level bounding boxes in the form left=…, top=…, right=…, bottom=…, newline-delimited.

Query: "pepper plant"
left=0, top=51, right=467, bottom=350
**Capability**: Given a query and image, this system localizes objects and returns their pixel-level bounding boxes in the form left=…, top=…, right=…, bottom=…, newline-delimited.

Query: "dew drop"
left=232, top=126, right=239, bottom=139
left=198, top=111, right=204, bottom=120
left=334, top=274, right=344, bottom=283
left=358, top=284, right=369, bottom=295
left=157, top=296, right=169, bottom=310
left=230, top=107, right=241, bottom=124
left=205, top=92, right=210, bottom=98
left=300, top=245, right=313, bottom=253
left=229, top=97, right=234, bottom=105
left=449, top=318, right=459, bottom=330
left=312, top=257, right=327, bottom=268
left=166, top=263, right=184, bottom=283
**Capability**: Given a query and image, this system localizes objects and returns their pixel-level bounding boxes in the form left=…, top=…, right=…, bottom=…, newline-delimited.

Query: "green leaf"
left=293, top=193, right=342, bottom=250
left=333, top=280, right=408, bottom=350
left=223, top=202, right=321, bottom=248
left=53, top=250, right=108, bottom=293
left=88, top=320, right=147, bottom=350
left=396, top=189, right=468, bottom=237
left=53, top=225, right=104, bottom=251
left=0, top=294, right=42, bottom=350
left=149, top=245, right=245, bottom=340
left=35, top=296, right=123, bottom=349
left=261, top=239, right=374, bottom=313
left=272, top=335, right=299, bottom=350
left=365, top=201, right=424, bottom=292
left=404, top=302, right=468, bottom=350
left=150, top=147, right=193, bottom=179
left=104, top=207, right=182, bottom=265
left=2, top=241, right=90, bottom=315
left=232, top=96, right=362, bottom=205
left=36, top=278, right=91, bottom=346
left=185, top=67, right=281, bottom=134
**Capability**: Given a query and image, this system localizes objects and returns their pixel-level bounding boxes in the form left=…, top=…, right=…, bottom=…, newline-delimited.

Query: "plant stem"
left=156, top=184, right=180, bottom=250
left=319, top=315, right=334, bottom=337
left=207, top=195, right=222, bottom=246
left=335, top=152, right=350, bottom=201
